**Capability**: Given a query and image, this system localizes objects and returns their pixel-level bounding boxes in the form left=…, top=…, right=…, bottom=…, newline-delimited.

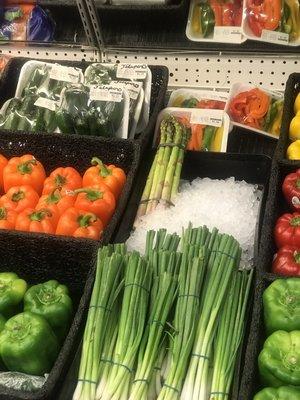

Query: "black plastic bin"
left=0, top=57, right=168, bottom=152
left=275, top=73, right=300, bottom=161
left=239, top=273, right=290, bottom=400
left=0, top=229, right=97, bottom=400
left=0, top=130, right=140, bottom=246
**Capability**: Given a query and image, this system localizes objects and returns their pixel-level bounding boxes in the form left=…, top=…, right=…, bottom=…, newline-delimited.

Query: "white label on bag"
left=90, top=85, right=123, bottom=102
left=190, top=110, right=223, bottom=127
left=34, top=97, right=58, bottom=111
left=196, top=90, right=229, bottom=102
left=49, top=65, right=81, bottom=83
left=116, top=64, right=148, bottom=80
left=261, top=29, right=289, bottom=44
left=213, top=26, right=242, bottom=43
left=111, top=81, right=142, bottom=100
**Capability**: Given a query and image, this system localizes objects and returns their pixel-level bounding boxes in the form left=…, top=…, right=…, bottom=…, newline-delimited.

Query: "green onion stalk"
left=129, top=250, right=180, bottom=400
left=73, top=245, right=125, bottom=400
left=157, top=243, right=207, bottom=400
left=209, top=269, right=253, bottom=400
left=181, top=234, right=242, bottom=400
left=147, top=338, right=168, bottom=400
left=136, top=115, right=190, bottom=218
left=97, top=251, right=151, bottom=400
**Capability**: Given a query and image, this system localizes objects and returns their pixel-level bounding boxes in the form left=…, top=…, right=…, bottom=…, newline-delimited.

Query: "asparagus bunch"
left=137, top=115, right=190, bottom=218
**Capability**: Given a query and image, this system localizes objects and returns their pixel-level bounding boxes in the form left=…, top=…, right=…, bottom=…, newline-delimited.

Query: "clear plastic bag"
left=0, top=371, right=47, bottom=392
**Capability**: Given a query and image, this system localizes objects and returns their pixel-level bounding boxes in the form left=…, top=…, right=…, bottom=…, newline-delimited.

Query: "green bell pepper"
left=0, top=315, right=6, bottom=333
left=263, top=278, right=300, bottom=335
left=0, top=312, right=59, bottom=376
left=24, top=280, right=73, bottom=342
left=182, top=97, right=198, bottom=108
left=254, top=386, right=300, bottom=400
left=258, top=330, right=300, bottom=387
left=200, top=2, right=215, bottom=38
left=0, top=272, right=27, bottom=318
left=202, top=126, right=218, bottom=151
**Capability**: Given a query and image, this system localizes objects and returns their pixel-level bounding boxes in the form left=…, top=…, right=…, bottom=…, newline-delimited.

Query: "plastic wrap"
left=225, top=83, right=284, bottom=139
left=168, top=88, right=229, bottom=110
left=154, top=107, right=229, bottom=152
left=0, top=372, right=47, bottom=392
left=0, top=3, right=54, bottom=42
left=186, top=0, right=245, bottom=43
left=242, top=0, right=300, bottom=46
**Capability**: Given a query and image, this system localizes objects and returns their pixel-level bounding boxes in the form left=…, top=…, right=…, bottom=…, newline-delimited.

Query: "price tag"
left=34, top=97, right=58, bottom=111
left=198, top=90, right=229, bottom=102
left=261, top=29, right=289, bottom=45
left=49, top=65, right=81, bottom=83
left=213, top=27, right=242, bottom=43
left=111, top=81, right=142, bottom=100
left=90, top=85, right=123, bottom=102
left=116, top=64, right=148, bottom=80
left=190, top=110, right=224, bottom=127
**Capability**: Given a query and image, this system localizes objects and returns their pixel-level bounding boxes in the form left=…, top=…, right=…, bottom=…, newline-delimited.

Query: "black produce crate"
left=275, top=73, right=300, bottom=160
left=0, top=231, right=97, bottom=400
left=0, top=130, right=140, bottom=246
left=258, top=159, right=300, bottom=276
left=96, top=0, right=185, bottom=16
left=114, top=150, right=271, bottom=399
left=239, top=273, right=291, bottom=400
left=0, top=57, right=168, bottom=152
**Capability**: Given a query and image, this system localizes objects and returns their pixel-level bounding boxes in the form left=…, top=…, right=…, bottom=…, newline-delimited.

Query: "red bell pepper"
left=211, top=1, right=223, bottom=26
left=274, top=213, right=300, bottom=248
left=282, top=169, right=300, bottom=211
left=272, top=245, right=300, bottom=276
left=196, top=99, right=226, bottom=110
left=246, top=0, right=281, bottom=37
left=222, top=2, right=235, bottom=26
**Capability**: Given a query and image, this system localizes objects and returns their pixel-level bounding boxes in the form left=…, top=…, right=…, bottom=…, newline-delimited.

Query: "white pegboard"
left=105, top=51, right=300, bottom=91
left=0, top=45, right=100, bottom=62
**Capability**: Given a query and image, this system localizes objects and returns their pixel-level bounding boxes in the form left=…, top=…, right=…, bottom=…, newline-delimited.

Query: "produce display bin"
left=0, top=130, right=140, bottom=246
left=258, top=160, right=300, bottom=275
left=113, top=149, right=271, bottom=399
left=239, top=274, right=281, bottom=400
left=0, top=230, right=97, bottom=400
left=0, top=57, right=168, bottom=151
left=275, top=73, right=300, bottom=160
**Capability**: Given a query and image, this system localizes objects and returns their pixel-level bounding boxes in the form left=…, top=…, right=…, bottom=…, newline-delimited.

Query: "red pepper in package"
left=228, top=88, right=270, bottom=129
left=282, top=169, right=300, bottom=211
left=274, top=213, right=300, bottom=248
left=272, top=245, right=300, bottom=276
left=246, top=0, right=281, bottom=37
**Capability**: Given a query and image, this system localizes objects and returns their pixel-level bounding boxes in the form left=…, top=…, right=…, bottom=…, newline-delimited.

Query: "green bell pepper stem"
left=17, top=159, right=37, bottom=175
left=0, top=273, right=27, bottom=318
left=29, top=209, right=52, bottom=222
left=254, top=386, right=300, bottom=399
left=0, top=208, right=7, bottom=220
left=258, top=330, right=300, bottom=387
left=91, top=157, right=111, bottom=177
left=263, top=278, right=300, bottom=334
left=74, top=188, right=104, bottom=201
left=0, top=312, right=59, bottom=375
left=46, top=190, right=62, bottom=205
left=77, top=213, right=97, bottom=228
left=24, top=280, right=73, bottom=343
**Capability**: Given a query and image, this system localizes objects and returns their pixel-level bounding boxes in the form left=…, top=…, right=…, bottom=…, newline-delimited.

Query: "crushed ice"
left=127, top=177, right=262, bottom=269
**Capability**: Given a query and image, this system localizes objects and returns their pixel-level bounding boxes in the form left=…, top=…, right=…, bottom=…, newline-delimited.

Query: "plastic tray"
left=0, top=232, right=97, bottom=400
left=239, top=273, right=286, bottom=400
left=275, top=73, right=300, bottom=161
left=0, top=130, right=140, bottom=246
left=0, top=57, right=169, bottom=151
left=168, top=88, right=229, bottom=108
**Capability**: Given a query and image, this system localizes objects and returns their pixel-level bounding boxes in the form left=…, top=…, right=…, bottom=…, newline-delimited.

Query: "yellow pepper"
left=211, top=126, right=224, bottom=152
left=289, top=110, right=300, bottom=140
left=270, top=103, right=283, bottom=136
left=192, top=4, right=202, bottom=35
left=287, top=140, right=300, bottom=159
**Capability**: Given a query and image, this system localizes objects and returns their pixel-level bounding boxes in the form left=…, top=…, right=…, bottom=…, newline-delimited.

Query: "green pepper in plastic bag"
left=254, top=386, right=300, bottom=400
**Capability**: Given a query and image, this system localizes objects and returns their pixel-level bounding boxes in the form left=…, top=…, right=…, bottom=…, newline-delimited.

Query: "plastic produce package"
left=186, top=0, right=245, bottom=43
left=154, top=107, right=229, bottom=152
left=0, top=2, right=55, bottom=42
left=168, top=88, right=229, bottom=109
left=225, top=83, right=284, bottom=139
left=242, top=0, right=300, bottom=46
left=84, top=62, right=151, bottom=134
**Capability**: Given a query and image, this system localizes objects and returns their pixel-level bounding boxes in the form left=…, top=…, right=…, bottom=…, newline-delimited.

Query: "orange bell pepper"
left=0, top=155, right=8, bottom=194
left=42, top=167, right=82, bottom=196
left=3, top=155, right=46, bottom=195
left=56, top=208, right=103, bottom=240
left=15, top=208, right=55, bottom=234
left=82, top=158, right=126, bottom=200
left=0, top=206, right=17, bottom=230
left=0, top=185, right=39, bottom=213
left=187, top=124, right=204, bottom=151
left=211, top=1, right=223, bottom=26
